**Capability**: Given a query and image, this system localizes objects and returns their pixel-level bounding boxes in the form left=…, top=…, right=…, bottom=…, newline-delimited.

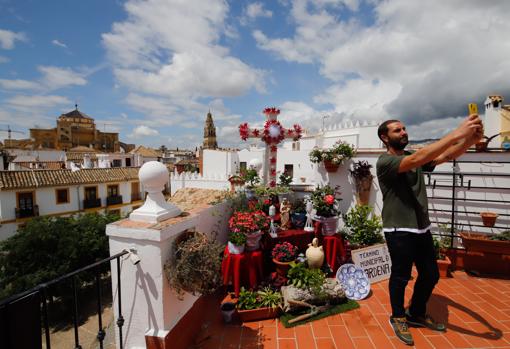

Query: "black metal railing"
left=425, top=156, right=510, bottom=248
left=0, top=250, right=129, bottom=349
left=83, top=198, right=102, bottom=209
left=15, top=205, right=39, bottom=219
left=106, top=195, right=123, bottom=206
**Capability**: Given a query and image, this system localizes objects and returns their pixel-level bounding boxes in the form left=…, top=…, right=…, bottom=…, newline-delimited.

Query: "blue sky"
left=1, top=0, right=510, bottom=149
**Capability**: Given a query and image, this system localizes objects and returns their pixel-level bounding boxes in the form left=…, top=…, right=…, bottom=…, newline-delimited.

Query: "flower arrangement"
left=229, top=210, right=270, bottom=235
left=310, top=185, right=342, bottom=217
left=238, top=107, right=302, bottom=144
left=349, top=160, right=373, bottom=181
left=308, top=141, right=356, bottom=165
left=229, top=231, right=247, bottom=246
left=271, top=241, right=298, bottom=262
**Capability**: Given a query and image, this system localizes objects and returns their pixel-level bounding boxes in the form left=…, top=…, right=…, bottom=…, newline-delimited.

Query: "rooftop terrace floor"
left=192, top=270, right=510, bottom=349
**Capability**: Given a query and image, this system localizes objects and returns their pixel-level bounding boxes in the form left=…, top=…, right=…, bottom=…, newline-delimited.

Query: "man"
left=376, top=114, right=483, bottom=346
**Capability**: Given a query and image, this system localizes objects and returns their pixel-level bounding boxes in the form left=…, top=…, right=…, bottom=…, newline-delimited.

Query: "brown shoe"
left=405, top=309, right=446, bottom=332
left=389, top=316, right=414, bottom=346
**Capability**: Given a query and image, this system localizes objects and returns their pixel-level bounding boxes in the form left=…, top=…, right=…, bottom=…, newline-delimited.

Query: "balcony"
left=83, top=198, right=101, bottom=209
left=106, top=195, right=123, bottom=206
left=15, top=205, right=39, bottom=219
left=131, top=192, right=142, bottom=202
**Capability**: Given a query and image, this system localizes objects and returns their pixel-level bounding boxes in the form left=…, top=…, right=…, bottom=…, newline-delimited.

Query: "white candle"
left=269, top=205, right=276, bottom=217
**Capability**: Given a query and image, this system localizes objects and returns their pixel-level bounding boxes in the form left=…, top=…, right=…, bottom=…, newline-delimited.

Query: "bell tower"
left=203, top=111, right=218, bottom=149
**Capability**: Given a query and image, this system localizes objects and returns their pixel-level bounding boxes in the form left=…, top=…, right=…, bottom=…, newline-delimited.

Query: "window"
left=112, top=159, right=122, bottom=167
left=284, top=164, right=294, bottom=178
left=240, top=162, right=247, bottom=172
left=125, top=158, right=131, bottom=167
left=56, top=188, right=69, bottom=204
left=17, top=192, right=34, bottom=210
left=84, top=186, right=97, bottom=200
left=107, top=185, right=119, bottom=197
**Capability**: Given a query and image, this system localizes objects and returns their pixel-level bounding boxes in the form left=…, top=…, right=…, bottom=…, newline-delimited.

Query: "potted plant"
left=342, top=205, right=384, bottom=248
left=229, top=210, right=269, bottom=251
left=433, top=236, right=452, bottom=278
left=290, top=198, right=307, bottom=229
left=236, top=287, right=282, bottom=322
left=310, top=185, right=342, bottom=235
left=286, top=262, right=326, bottom=294
left=349, top=160, right=374, bottom=205
left=228, top=231, right=246, bottom=254
left=480, top=211, right=498, bottom=227
left=241, top=168, right=260, bottom=198
left=272, top=241, right=298, bottom=277
left=309, top=141, right=356, bottom=173
left=460, top=230, right=510, bottom=255
left=164, top=232, right=224, bottom=299
left=277, top=172, right=294, bottom=202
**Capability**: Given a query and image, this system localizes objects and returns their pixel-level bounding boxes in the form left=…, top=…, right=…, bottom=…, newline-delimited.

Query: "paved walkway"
left=192, top=270, right=510, bottom=349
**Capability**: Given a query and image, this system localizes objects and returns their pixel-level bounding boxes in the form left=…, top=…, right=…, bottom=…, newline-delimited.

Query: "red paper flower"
left=252, top=129, right=260, bottom=137
left=270, top=157, right=276, bottom=164
left=263, top=107, right=280, bottom=115
left=271, top=169, right=276, bottom=176
left=270, top=145, right=277, bottom=152
left=269, top=180, right=276, bottom=187
left=324, top=194, right=335, bottom=205
left=262, top=119, right=285, bottom=144
left=239, top=123, right=250, bottom=141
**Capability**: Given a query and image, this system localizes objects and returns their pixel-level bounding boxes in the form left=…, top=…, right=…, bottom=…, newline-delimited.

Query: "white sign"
left=351, top=243, right=392, bottom=284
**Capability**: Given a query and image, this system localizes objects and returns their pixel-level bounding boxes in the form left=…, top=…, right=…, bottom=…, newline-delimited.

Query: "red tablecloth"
left=314, top=221, right=346, bottom=275
left=221, top=247, right=264, bottom=296
left=263, top=229, right=315, bottom=253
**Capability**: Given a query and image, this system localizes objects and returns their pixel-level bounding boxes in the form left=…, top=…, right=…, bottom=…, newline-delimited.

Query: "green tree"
left=0, top=212, right=119, bottom=301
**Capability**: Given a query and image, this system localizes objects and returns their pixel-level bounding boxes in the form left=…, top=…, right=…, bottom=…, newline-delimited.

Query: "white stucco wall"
left=202, top=149, right=239, bottom=177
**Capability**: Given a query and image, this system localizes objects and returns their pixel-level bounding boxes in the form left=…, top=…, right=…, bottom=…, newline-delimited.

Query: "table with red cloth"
left=262, top=229, right=315, bottom=253
left=314, top=221, right=347, bottom=275
left=221, top=247, right=264, bottom=296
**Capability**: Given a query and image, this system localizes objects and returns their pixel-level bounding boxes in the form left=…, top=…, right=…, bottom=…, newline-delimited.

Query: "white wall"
left=170, top=171, right=230, bottom=195
left=202, top=149, right=239, bottom=177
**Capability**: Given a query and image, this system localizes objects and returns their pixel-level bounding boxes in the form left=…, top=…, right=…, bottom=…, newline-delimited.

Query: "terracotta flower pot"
left=273, top=258, right=293, bottom=277
left=323, top=160, right=339, bottom=173
left=480, top=212, right=498, bottom=227
left=355, top=176, right=373, bottom=205
left=237, top=306, right=281, bottom=322
left=460, top=232, right=510, bottom=254
left=475, top=141, right=488, bottom=152
left=436, top=256, right=451, bottom=278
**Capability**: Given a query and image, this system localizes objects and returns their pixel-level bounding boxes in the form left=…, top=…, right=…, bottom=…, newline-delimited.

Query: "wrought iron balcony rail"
left=15, top=204, right=39, bottom=219
left=0, top=250, right=129, bottom=349
left=83, top=198, right=101, bottom=209
left=106, top=195, right=123, bottom=206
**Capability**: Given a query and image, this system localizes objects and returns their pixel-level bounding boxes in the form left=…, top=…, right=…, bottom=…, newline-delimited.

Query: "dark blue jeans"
left=384, top=230, right=439, bottom=318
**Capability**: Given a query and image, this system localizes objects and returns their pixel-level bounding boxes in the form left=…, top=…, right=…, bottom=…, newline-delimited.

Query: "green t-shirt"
left=376, top=151, right=434, bottom=231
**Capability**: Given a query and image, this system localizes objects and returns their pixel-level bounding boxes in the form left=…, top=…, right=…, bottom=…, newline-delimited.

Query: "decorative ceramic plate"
left=336, top=263, right=370, bottom=300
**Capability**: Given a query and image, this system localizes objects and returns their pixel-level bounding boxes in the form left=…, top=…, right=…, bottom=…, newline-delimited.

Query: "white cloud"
left=0, top=29, right=27, bottom=49
left=130, top=125, right=159, bottom=138
left=0, top=55, right=8, bottom=63
left=38, top=66, right=87, bottom=90
left=102, top=0, right=266, bottom=113
left=245, top=2, right=273, bottom=20
left=254, top=0, right=510, bottom=126
left=0, top=79, right=40, bottom=90
left=5, top=94, right=71, bottom=112
left=51, top=39, right=67, bottom=48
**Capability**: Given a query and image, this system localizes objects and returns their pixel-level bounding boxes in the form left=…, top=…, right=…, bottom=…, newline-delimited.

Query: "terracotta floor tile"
left=411, top=330, right=435, bottom=349
left=351, top=337, right=375, bottom=349
left=326, top=313, right=344, bottom=326
left=424, top=334, right=455, bottom=349
left=442, top=330, right=475, bottom=349
left=315, top=337, right=336, bottom=349
left=278, top=338, right=297, bottom=349
left=277, top=320, right=296, bottom=339
left=310, top=318, right=332, bottom=338
left=330, top=325, right=356, bottom=349
left=363, top=324, right=395, bottom=349
left=240, top=336, right=260, bottom=349
left=294, top=324, right=316, bottom=349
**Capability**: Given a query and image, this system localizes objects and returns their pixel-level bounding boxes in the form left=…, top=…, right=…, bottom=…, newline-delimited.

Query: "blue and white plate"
left=336, top=263, right=370, bottom=300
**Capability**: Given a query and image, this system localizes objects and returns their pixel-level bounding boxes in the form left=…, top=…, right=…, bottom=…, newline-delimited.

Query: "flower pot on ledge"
left=323, top=160, right=340, bottom=173
left=237, top=306, right=281, bottom=322
left=460, top=232, right=510, bottom=255
left=480, top=212, right=498, bottom=227
left=355, top=176, right=373, bottom=205
left=437, top=256, right=451, bottom=278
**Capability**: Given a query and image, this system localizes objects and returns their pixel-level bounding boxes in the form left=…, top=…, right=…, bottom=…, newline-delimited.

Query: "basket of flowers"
left=271, top=241, right=298, bottom=277
left=229, top=210, right=270, bottom=251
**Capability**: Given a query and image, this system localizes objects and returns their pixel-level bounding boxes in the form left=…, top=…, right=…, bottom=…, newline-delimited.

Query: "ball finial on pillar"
left=129, top=161, right=182, bottom=223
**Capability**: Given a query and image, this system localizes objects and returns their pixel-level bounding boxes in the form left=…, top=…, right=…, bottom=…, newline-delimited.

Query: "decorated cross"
left=239, top=107, right=303, bottom=187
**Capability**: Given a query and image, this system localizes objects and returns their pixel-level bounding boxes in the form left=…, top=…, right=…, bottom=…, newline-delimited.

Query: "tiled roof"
left=130, top=145, right=160, bottom=157
left=176, top=159, right=199, bottom=165
left=488, top=95, right=503, bottom=103
left=0, top=167, right=140, bottom=190
left=69, top=146, right=99, bottom=152
left=66, top=152, right=98, bottom=161
left=59, top=108, right=93, bottom=120
left=15, top=162, right=65, bottom=170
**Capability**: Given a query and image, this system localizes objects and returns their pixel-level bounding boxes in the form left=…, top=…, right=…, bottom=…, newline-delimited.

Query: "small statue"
left=280, top=198, right=292, bottom=230
left=304, top=196, right=314, bottom=232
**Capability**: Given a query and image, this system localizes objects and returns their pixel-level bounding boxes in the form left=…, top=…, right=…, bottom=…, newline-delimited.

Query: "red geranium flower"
left=324, top=194, right=335, bottom=205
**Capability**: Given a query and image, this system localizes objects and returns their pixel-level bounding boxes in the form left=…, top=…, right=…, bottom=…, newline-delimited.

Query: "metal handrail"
left=0, top=250, right=129, bottom=349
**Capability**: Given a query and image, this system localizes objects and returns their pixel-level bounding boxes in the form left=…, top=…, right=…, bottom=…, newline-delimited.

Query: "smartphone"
left=468, top=103, right=478, bottom=115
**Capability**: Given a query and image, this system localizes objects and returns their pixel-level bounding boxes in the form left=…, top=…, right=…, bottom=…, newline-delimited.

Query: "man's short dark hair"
left=377, top=119, right=401, bottom=144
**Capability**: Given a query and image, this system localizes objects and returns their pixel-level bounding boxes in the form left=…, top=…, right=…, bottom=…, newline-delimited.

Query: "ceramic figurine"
left=280, top=198, right=292, bottom=230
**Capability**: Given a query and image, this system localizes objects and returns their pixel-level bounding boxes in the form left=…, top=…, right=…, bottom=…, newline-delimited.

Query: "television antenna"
left=0, top=125, right=24, bottom=140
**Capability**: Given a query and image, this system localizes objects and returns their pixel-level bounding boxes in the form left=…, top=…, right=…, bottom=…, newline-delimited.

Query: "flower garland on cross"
left=239, top=107, right=303, bottom=187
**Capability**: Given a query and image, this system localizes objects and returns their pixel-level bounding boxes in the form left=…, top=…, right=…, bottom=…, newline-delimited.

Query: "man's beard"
left=388, top=136, right=408, bottom=151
